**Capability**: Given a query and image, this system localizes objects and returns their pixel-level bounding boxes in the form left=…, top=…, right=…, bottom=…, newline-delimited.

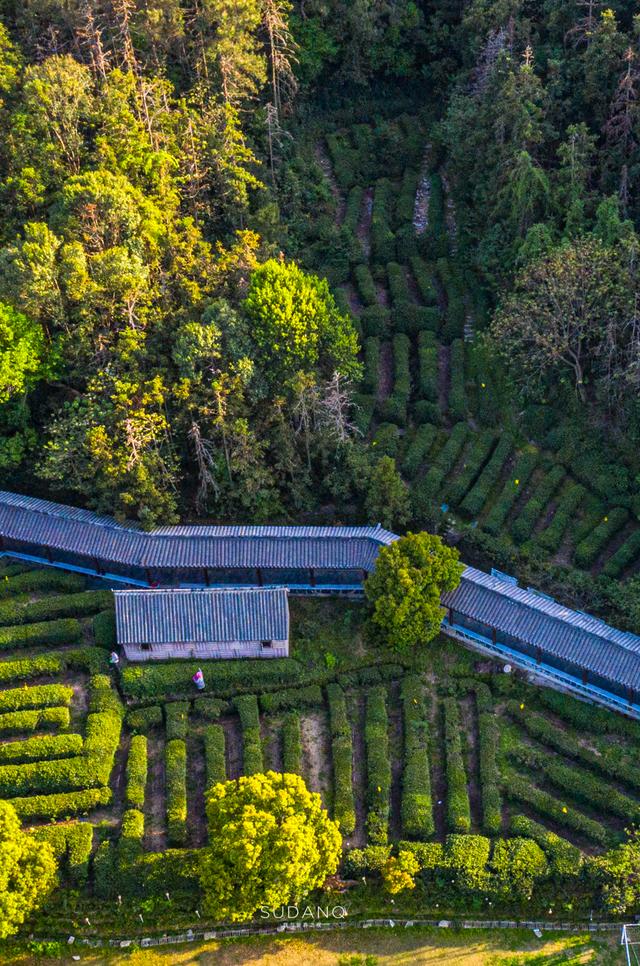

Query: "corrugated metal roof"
left=114, top=587, right=290, bottom=645
left=443, top=566, right=640, bottom=691
left=0, top=491, right=397, bottom=571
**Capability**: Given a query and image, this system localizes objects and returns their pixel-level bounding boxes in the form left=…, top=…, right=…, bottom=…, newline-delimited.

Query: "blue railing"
left=442, top=617, right=640, bottom=721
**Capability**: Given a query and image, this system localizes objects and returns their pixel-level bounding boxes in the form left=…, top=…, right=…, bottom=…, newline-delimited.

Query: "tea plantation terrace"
left=2, top=489, right=640, bottom=718
left=0, top=490, right=397, bottom=593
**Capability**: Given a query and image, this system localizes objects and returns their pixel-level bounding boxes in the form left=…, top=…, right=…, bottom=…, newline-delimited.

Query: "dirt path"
left=592, top=524, right=634, bottom=576
left=405, top=267, right=422, bottom=305
left=314, top=141, right=345, bottom=225
left=144, top=733, right=167, bottom=852
left=388, top=681, right=404, bottom=841
left=357, top=187, right=374, bottom=259
left=377, top=341, right=393, bottom=404
left=347, top=693, right=367, bottom=849
left=376, top=281, right=390, bottom=308
left=342, top=282, right=363, bottom=317
left=553, top=531, right=575, bottom=568
left=261, top=716, right=283, bottom=772
left=437, top=343, right=451, bottom=419
left=300, top=710, right=332, bottom=809
left=459, top=692, right=482, bottom=832
left=413, top=146, right=432, bottom=235
left=441, top=172, right=458, bottom=252
left=186, top=731, right=207, bottom=848
left=220, top=714, right=242, bottom=780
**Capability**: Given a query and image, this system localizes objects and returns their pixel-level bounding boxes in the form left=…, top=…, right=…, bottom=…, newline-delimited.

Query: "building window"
left=261, top=640, right=273, bottom=649
left=141, top=642, right=151, bottom=652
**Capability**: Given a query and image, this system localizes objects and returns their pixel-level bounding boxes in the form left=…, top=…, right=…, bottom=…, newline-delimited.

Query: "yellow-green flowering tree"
left=200, top=771, right=342, bottom=922
left=0, top=801, right=58, bottom=938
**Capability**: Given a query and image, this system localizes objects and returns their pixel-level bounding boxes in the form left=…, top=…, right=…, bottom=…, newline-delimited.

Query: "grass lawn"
left=2, top=928, right=624, bottom=965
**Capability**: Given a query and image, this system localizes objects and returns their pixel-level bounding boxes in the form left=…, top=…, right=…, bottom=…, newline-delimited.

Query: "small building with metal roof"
left=114, top=587, right=289, bottom=661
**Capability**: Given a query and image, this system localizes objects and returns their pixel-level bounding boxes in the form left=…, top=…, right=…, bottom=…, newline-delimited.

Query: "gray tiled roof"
left=0, top=491, right=397, bottom=572
left=114, top=587, right=289, bottom=645
left=443, top=566, right=640, bottom=691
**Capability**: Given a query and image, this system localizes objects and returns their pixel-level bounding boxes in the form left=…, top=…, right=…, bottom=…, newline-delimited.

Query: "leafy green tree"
left=591, top=831, right=640, bottom=914
left=0, top=801, right=58, bottom=939
left=365, top=531, right=464, bottom=649
left=365, top=455, right=410, bottom=531
left=491, top=838, right=548, bottom=900
left=200, top=771, right=341, bottom=922
left=243, top=258, right=360, bottom=385
left=0, top=303, right=46, bottom=402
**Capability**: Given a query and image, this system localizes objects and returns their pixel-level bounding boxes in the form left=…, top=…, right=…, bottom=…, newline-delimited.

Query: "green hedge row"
left=121, top=657, right=304, bottom=702
left=9, top=786, right=112, bottom=821
left=447, top=430, right=496, bottom=508
left=410, top=256, right=438, bottom=306
left=387, top=262, right=410, bottom=305
left=93, top=610, right=116, bottom=649
left=166, top=738, right=187, bottom=846
left=510, top=744, right=640, bottom=825
left=417, top=330, right=438, bottom=402
left=126, top=705, right=163, bottom=733
left=537, top=688, right=640, bottom=740
left=399, top=675, right=433, bottom=838
left=416, top=422, right=470, bottom=505
left=378, top=334, right=411, bottom=426
left=344, top=185, right=364, bottom=236
left=363, top=337, right=380, bottom=394
left=483, top=451, right=540, bottom=537
left=460, top=435, right=513, bottom=518
left=353, top=393, right=375, bottom=436
left=326, top=683, right=355, bottom=835
left=394, top=168, right=419, bottom=228
left=602, top=528, right=640, bottom=578
left=165, top=701, right=189, bottom=741
left=536, top=483, right=586, bottom=553
left=371, top=179, right=395, bottom=264
left=204, top=724, right=226, bottom=788
left=502, top=769, right=610, bottom=846
left=448, top=339, right=466, bottom=421
left=443, top=697, right=471, bottom=833
left=509, top=814, right=582, bottom=877
left=236, top=694, right=263, bottom=775
left=365, top=686, right=391, bottom=845
left=360, top=305, right=390, bottom=338
left=325, top=131, right=358, bottom=191
left=573, top=507, right=629, bottom=569
left=0, top=652, right=62, bottom=683
left=402, top=424, right=439, bottom=479
left=476, top=686, right=501, bottom=834
left=0, top=569, right=86, bottom=599
left=0, top=705, right=70, bottom=735
left=193, top=697, right=225, bottom=720
left=0, top=683, right=73, bottom=713
left=282, top=711, right=302, bottom=775
left=507, top=701, right=640, bottom=793
left=427, top=174, right=447, bottom=258
left=0, top=732, right=82, bottom=764
left=259, top=684, right=323, bottom=714
left=511, top=466, right=566, bottom=545
left=437, top=258, right=465, bottom=341
left=0, top=589, right=112, bottom=627
left=354, top=264, right=377, bottom=306
left=117, top=808, right=145, bottom=887
left=0, top=617, right=82, bottom=651
left=125, top=734, right=147, bottom=808
left=30, top=820, right=93, bottom=885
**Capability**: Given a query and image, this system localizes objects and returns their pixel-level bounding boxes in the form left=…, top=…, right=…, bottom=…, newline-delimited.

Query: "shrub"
left=363, top=337, right=380, bottom=394
left=0, top=733, right=82, bottom=764
left=282, top=711, right=302, bottom=775
left=574, top=507, right=629, bottom=569
left=476, top=688, right=501, bottom=834
left=166, top=739, right=187, bottom=846
left=417, top=330, right=438, bottom=402
left=353, top=393, right=376, bottom=435
left=509, top=814, right=582, bottom=877
left=126, top=705, right=163, bottom=733
left=0, top=618, right=82, bottom=651
left=602, top=529, right=640, bottom=578
left=0, top=653, right=63, bottom=683
left=437, top=258, right=465, bottom=341
left=371, top=179, right=396, bottom=264
left=410, top=256, right=438, bottom=305
left=443, top=698, right=471, bottom=833
left=502, top=770, right=610, bottom=846
left=418, top=422, right=470, bottom=504
left=326, top=683, right=355, bottom=835
left=121, top=657, right=304, bottom=701
left=402, top=424, right=439, bottom=479
left=425, top=173, right=447, bottom=258
left=165, top=701, right=189, bottom=741
left=193, top=697, right=226, bottom=720
left=536, top=688, right=640, bottom=740
left=400, top=675, right=433, bottom=838
left=9, top=786, right=112, bottom=821
left=372, top=422, right=401, bottom=459
left=510, top=466, right=566, bottom=545
left=572, top=494, right=606, bottom=547
left=394, top=168, right=419, bottom=228
left=354, top=264, right=377, bottom=306
left=343, top=844, right=392, bottom=876
left=0, top=706, right=70, bottom=735
left=448, top=339, right=466, bottom=421
left=413, top=400, right=441, bottom=426
left=447, top=431, right=496, bottom=507
left=484, top=451, right=540, bottom=537
left=387, top=262, right=410, bottom=305
left=0, top=683, right=73, bottom=713
left=93, top=610, right=116, bottom=649
left=118, top=808, right=145, bottom=878
left=125, top=734, right=148, bottom=808
left=536, top=482, right=586, bottom=552
left=30, top=821, right=93, bottom=885
left=0, top=589, right=112, bottom=626
left=395, top=224, right=418, bottom=261
left=365, top=686, right=391, bottom=844
left=344, top=185, right=364, bottom=235
left=460, top=435, right=513, bottom=518
left=259, top=685, right=323, bottom=713
left=204, top=724, right=226, bottom=788
left=235, top=694, right=263, bottom=775
left=0, top=569, right=85, bottom=598
left=360, top=305, right=390, bottom=337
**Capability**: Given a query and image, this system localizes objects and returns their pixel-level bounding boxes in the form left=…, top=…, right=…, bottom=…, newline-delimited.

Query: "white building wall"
left=123, top=639, right=289, bottom=661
